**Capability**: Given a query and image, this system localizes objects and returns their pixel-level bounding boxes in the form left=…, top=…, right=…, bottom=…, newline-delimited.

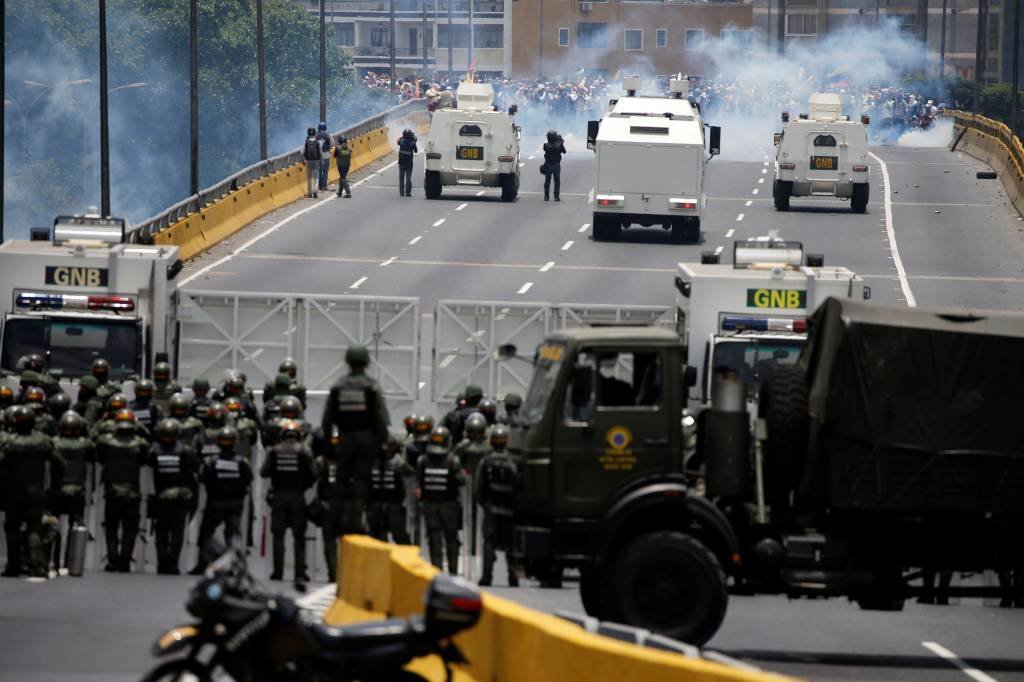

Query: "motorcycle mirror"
left=424, top=575, right=482, bottom=638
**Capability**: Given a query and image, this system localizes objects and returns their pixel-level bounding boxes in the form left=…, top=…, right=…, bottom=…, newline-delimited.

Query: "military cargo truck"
left=506, top=298, right=1024, bottom=645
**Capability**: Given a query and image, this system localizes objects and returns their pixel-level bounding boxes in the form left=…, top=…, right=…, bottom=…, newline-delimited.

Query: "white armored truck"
left=587, top=76, right=720, bottom=243
left=0, top=214, right=181, bottom=380
left=772, top=93, right=871, bottom=213
left=423, top=81, right=521, bottom=201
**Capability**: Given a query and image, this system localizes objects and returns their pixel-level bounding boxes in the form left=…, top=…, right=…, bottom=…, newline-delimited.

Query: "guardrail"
left=945, top=109, right=1024, bottom=216
left=127, top=98, right=425, bottom=244
left=945, top=110, right=1024, bottom=178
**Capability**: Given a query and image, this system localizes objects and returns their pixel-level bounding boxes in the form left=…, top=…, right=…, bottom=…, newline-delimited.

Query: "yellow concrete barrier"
left=324, top=536, right=791, bottom=682
left=946, top=110, right=1024, bottom=217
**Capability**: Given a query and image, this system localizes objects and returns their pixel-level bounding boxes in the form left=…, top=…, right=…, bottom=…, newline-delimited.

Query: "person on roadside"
left=303, top=127, right=322, bottom=199
left=316, top=122, right=332, bottom=191
left=397, top=129, right=418, bottom=197
left=335, top=136, right=352, bottom=198
left=542, top=129, right=566, bottom=202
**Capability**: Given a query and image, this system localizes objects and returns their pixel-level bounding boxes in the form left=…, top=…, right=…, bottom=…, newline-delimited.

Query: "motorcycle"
left=141, top=543, right=482, bottom=681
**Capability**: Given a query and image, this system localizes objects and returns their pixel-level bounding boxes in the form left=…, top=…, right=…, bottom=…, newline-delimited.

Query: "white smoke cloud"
left=897, top=117, right=954, bottom=147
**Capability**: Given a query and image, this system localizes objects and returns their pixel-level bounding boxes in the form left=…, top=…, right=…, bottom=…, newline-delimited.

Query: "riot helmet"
left=155, top=418, right=181, bottom=444
left=23, top=385, right=46, bottom=406
left=58, top=410, right=86, bottom=437
left=477, top=399, right=497, bottom=425
left=11, top=405, right=35, bottom=434
left=113, top=409, right=137, bottom=432
left=278, top=395, right=303, bottom=420
left=0, top=385, right=14, bottom=408
left=48, top=392, right=72, bottom=418
left=134, top=379, right=155, bottom=400
left=278, top=358, right=298, bottom=379
left=153, top=361, right=172, bottom=382
left=169, top=393, right=191, bottom=418
left=192, top=377, right=210, bottom=397
left=427, top=426, right=452, bottom=455
left=216, top=425, right=239, bottom=449
left=204, top=402, right=227, bottom=427
left=464, top=412, right=488, bottom=441
left=489, top=423, right=509, bottom=450
left=413, top=414, right=435, bottom=442
left=92, top=358, right=110, bottom=380
left=107, top=393, right=129, bottom=413
left=345, top=345, right=370, bottom=368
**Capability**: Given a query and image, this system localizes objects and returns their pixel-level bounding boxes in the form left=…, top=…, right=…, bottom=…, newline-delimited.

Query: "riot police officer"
left=476, top=424, right=520, bottom=587
left=131, top=379, right=164, bottom=434
left=404, top=414, right=434, bottom=543
left=260, top=419, right=316, bottom=591
left=149, top=419, right=199, bottom=574
left=189, top=378, right=213, bottom=420
left=95, top=410, right=148, bottom=572
left=1, top=406, right=61, bottom=577
left=441, top=384, right=483, bottom=445
left=263, top=358, right=307, bottom=408
left=542, top=129, right=566, bottom=202
left=50, top=411, right=94, bottom=568
left=368, top=435, right=413, bottom=544
left=311, top=425, right=340, bottom=582
left=22, top=386, right=56, bottom=435
left=47, top=393, right=72, bottom=423
left=397, top=128, right=418, bottom=197
left=0, top=385, right=14, bottom=412
left=73, top=376, right=104, bottom=425
left=196, top=402, right=230, bottom=461
left=23, top=353, right=60, bottom=397
left=190, top=426, right=253, bottom=574
left=500, top=392, right=523, bottom=426
left=168, top=393, right=204, bottom=449
left=224, top=397, right=260, bottom=461
left=261, top=395, right=307, bottom=448
left=415, top=426, right=465, bottom=573
left=152, top=361, right=181, bottom=410
left=454, top=412, right=491, bottom=476
left=322, top=345, right=390, bottom=542
left=477, top=399, right=498, bottom=427
left=92, top=358, right=122, bottom=402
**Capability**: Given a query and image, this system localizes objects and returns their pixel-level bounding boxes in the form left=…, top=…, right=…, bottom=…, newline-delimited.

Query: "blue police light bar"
left=721, top=316, right=808, bottom=333
left=16, top=292, right=135, bottom=312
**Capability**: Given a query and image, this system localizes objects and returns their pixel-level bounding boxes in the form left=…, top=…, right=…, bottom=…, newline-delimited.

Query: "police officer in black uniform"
left=152, top=361, right=181, bottom=411
left=368, top=435, right=412, bottom=544
left=95, top=410, right=148, bottom=572
left=260, top=419, right=316, bottom=592
left=190, top=426, right=253, bottom=574
left=397, top=129, right=418, bottom=197
left=415, top=426, right=465, bottom=573
left=476, top=424, right=520, bottom=586
left=311, top=425, right=341, bottom=582
left=149, top=418, right=199, bottom=574
left=542, top=129, right=566, bottom=202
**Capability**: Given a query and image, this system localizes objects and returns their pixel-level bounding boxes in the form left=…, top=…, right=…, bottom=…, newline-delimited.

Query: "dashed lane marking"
left=725, top=229, right=735, bottom=238
left=518, top=162, right=525, bottom=167
left=517, top=282, right=534, bottom=294
left=736, top=213, right=744, bottom=222
left=455, top=203, right=468, bottom=211
left=752, top=188, right=759, bottom=195
left=296, top=584, right=337, bottom=620
left=869, top=151, right=916, bottom=307
left=758, top=178, right=765, bottom=184
left=349, top=276, right=367, bottom=289
left=408, top=236, right=421, bottom=245
left=439, top=354, right=457, bottom=368
left=433, top=218, right=446, bottom=227
left=745, top=200, right=752, bottom=207
left=240, top=252, right=677, bottom=274
left=540, top=261, right=555, bottom=272
left=922, top=642, right=999, bottom=682
left=561, top=240, right=574, bottom=251
left=714, top=246, right=723, bottom=256
left=761, top=168, right=767, bottom=174
left=579, top=223, right=591, bottom=233
left=380, top=256, right=397, bottom=267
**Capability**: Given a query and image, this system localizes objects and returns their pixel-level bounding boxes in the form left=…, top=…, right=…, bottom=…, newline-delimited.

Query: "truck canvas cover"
left=803, top=298, right=1024, bottom=513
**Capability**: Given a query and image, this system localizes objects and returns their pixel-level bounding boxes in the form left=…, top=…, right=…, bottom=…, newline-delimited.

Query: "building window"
left=578, top=22, right=608, bottom=48
left=558, top=27, right=570, bottom=47
left=474, top=24, right=503, bottom=48
left=335, top=22, right=355, bottom=47
left=656, top=28, right=667, bottom=48
left=786, top=0, right=817, bottom=6
left=786, top=14, right=817, bottom=36
left=473, top=0, right=504, bottom=12
left=894, top=14, right=916, bottom=36
left=438, top=24, right=469, bottom=48
left=624, top=29, right=643, bottom=51
left=684, top=29, right=704, bottom=50
left=371, top=27, right=390, bottom=47
left=720, top=28, right=753, bottom=48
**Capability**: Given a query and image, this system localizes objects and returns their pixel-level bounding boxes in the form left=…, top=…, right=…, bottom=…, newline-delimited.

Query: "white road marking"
left=349, top=276, right=367, bottom=289
left=296, top=584, right=337, bottom=619
left=869, top=151, right=916, bottom=307
left=432, top=218, right=446, bottom=227
left=758, top=178, right=765, bottom=184
left=476, top=190, right=486, bottom=196
left=539, top=261, right=555, bottom=272
left=736, top=213, right=744, bottom=222
left=439, top=354, right=457, bottom=368
left=763, top=161, right=769, bottom=166
left=418, top=381, right=427, bottom=390
left=761, top=168, right=767, bottom=174
left=455, top=203, right=468, bottom=211
left=714, top=246, right=723, bottom=256
left=518, top=162, right=525, bottom=167
left=579, top=223, right=591, bottom=233
left=528, top=155, right=535, bottom=160
left=517, top=282, right=533, bottom=294
left=725, top=228, right=735, bottom=238
left=752, top=188, right=759, bottom=195
left=495, top=306, right=510, bottom=321
left=745, top=200, right=752, bottom=207
left=588, top=188, right=595, bottom=203
left=561, top=240, right=574, bottom=251
left=380, top=256, right=397, bottom=267
left=922, top=642, right=999, bottom=682
left=408, top=236, right=421, bottom=245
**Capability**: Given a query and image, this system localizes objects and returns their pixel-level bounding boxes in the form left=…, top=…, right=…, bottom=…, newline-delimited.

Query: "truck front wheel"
left=602, top=531, right=727, bottom=646
left=424, top=170, right=442, bottom=199
left=773, top=179, right=792, bottom=211
left=851, top=183, right=869, bottom=213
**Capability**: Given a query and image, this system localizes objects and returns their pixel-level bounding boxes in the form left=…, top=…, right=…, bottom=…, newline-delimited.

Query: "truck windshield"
left=710, top=338, right=804, bottom=396
left=2, top=316, right=141, bottom=379
left=522, top=343, right=565, bottom=425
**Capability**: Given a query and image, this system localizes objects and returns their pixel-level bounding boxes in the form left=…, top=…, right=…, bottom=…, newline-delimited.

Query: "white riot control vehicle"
left=675, top=236, right=868, bottom=411
left=587, top=76, right=720, bottom=243
left=0, top=214, right=181, bottom=381
left=772, top=93, right=871, bottom=213
left=423, top=81, right=521, bottom=201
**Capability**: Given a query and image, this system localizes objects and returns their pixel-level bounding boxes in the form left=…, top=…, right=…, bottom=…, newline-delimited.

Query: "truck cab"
left=0, top=214, right=181, bottom=381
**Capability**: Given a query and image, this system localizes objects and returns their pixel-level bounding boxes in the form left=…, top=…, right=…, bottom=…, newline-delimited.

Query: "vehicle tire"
left=773, top=180, right=791, bottom=211
left=500, top=173, right=517, bottom=202
left=759, top=364, right=809, bottom=505
left=851, top=183, right=869, bottom=213
left=606, top=218, right=622, bottom=241
left=139, top=658, right=211, bottom=682
left=592, top=215, right=606, bottom=241
left=580, top=566, right=606, bottom=619
left=602, top=531, right=727, bottom=646
left=424, top=170, right=441, bottom=199
left=855, top=594, right=906, bottom=612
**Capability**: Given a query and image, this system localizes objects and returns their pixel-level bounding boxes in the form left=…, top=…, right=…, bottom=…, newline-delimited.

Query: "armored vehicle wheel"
left=760, top=365, right=809, bottom=506
left=851, top=183, right=869, bottom=213
left=602, top=531, right=727, bottom=646
left=855, top=594, right=906, bottom=611
left=606, top=218, right=622, bottom=241
left=671, top=219, right=700, bottom=244
left=500, top=173, right=517, bottom=202
left=424, top=170, right=442, bottom=199
left=773, top=180, right=792, bottom=211
left=593, top=215, right=619, bottom=241
left=580, top=566, right=606, bottom=619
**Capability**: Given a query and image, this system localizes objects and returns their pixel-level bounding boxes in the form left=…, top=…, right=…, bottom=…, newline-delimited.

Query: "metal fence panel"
left=177, top=290, right=419, bottom=400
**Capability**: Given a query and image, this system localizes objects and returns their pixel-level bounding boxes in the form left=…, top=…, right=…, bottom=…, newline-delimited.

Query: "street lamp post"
left=320, top=0, right=327, bottom=123
left=974, top=0, right=988, bottom=114
left=7, top=79, right=92, bottom=159
left=939, top=0, right=948, bottom=77
left=257, top=0, right=268, bottom=160
left=190, top=0, right=199, bottom=196
left=99, top=0, right=111, bottom=216
left=447, top=0, right=453, bottom=76
left=1012, top=0, right=1021, bottom=135
left=390, top=0, right=397, bottom=83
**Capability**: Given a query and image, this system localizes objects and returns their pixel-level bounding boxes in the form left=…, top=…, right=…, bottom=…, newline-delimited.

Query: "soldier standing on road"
left=263, top=358, right=308, bottom=408
left=260, top=419, right=317, bottom=592
left=476, top=424, right=520, bottom=587
left=542, top=129, right=566, bottom=202
left=168, top=394, right=204, bottom=450
left=441, top=384, right=484, bottom=445
left=304, top=127, right=323, bottom=199
left=335, top=136, right=353, bottom=198
left=152, top=361, right=181, bottom=411
left=1, top=407, right=61, bottom=578
left=73, top=376, right=104, bottom=425
left=149, top=419, right=199, bottom=575
left=95, top=410, right=148, bottom=572
left=316, top=122, right=333, bottom=192
left=500, top=392, right=523, bottom=426
left=416, top=426, right=465, bottom=573
left=131, top=379, right=164, bottom=435
left=311, top=425, right=340, bottom=582
left=92, top=358, right=122, bottom=402
left=190, top=427, right=253, bottom=574
left=404, top=415, right=434, bottom=543
left=189, top=378, right=213, bottom=420
left=368, top=435, right=412, bottom=544
left=50, top=411, right=94, bottom=569
left=24, top=354, right=60, bottom=397
left=22, top=386, right=56, bottom=436
left=454, top=412, right=490, bottom=557
left=322, top=345, right=391, bottom=547
left=397, top=129, right=418, bottom=197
